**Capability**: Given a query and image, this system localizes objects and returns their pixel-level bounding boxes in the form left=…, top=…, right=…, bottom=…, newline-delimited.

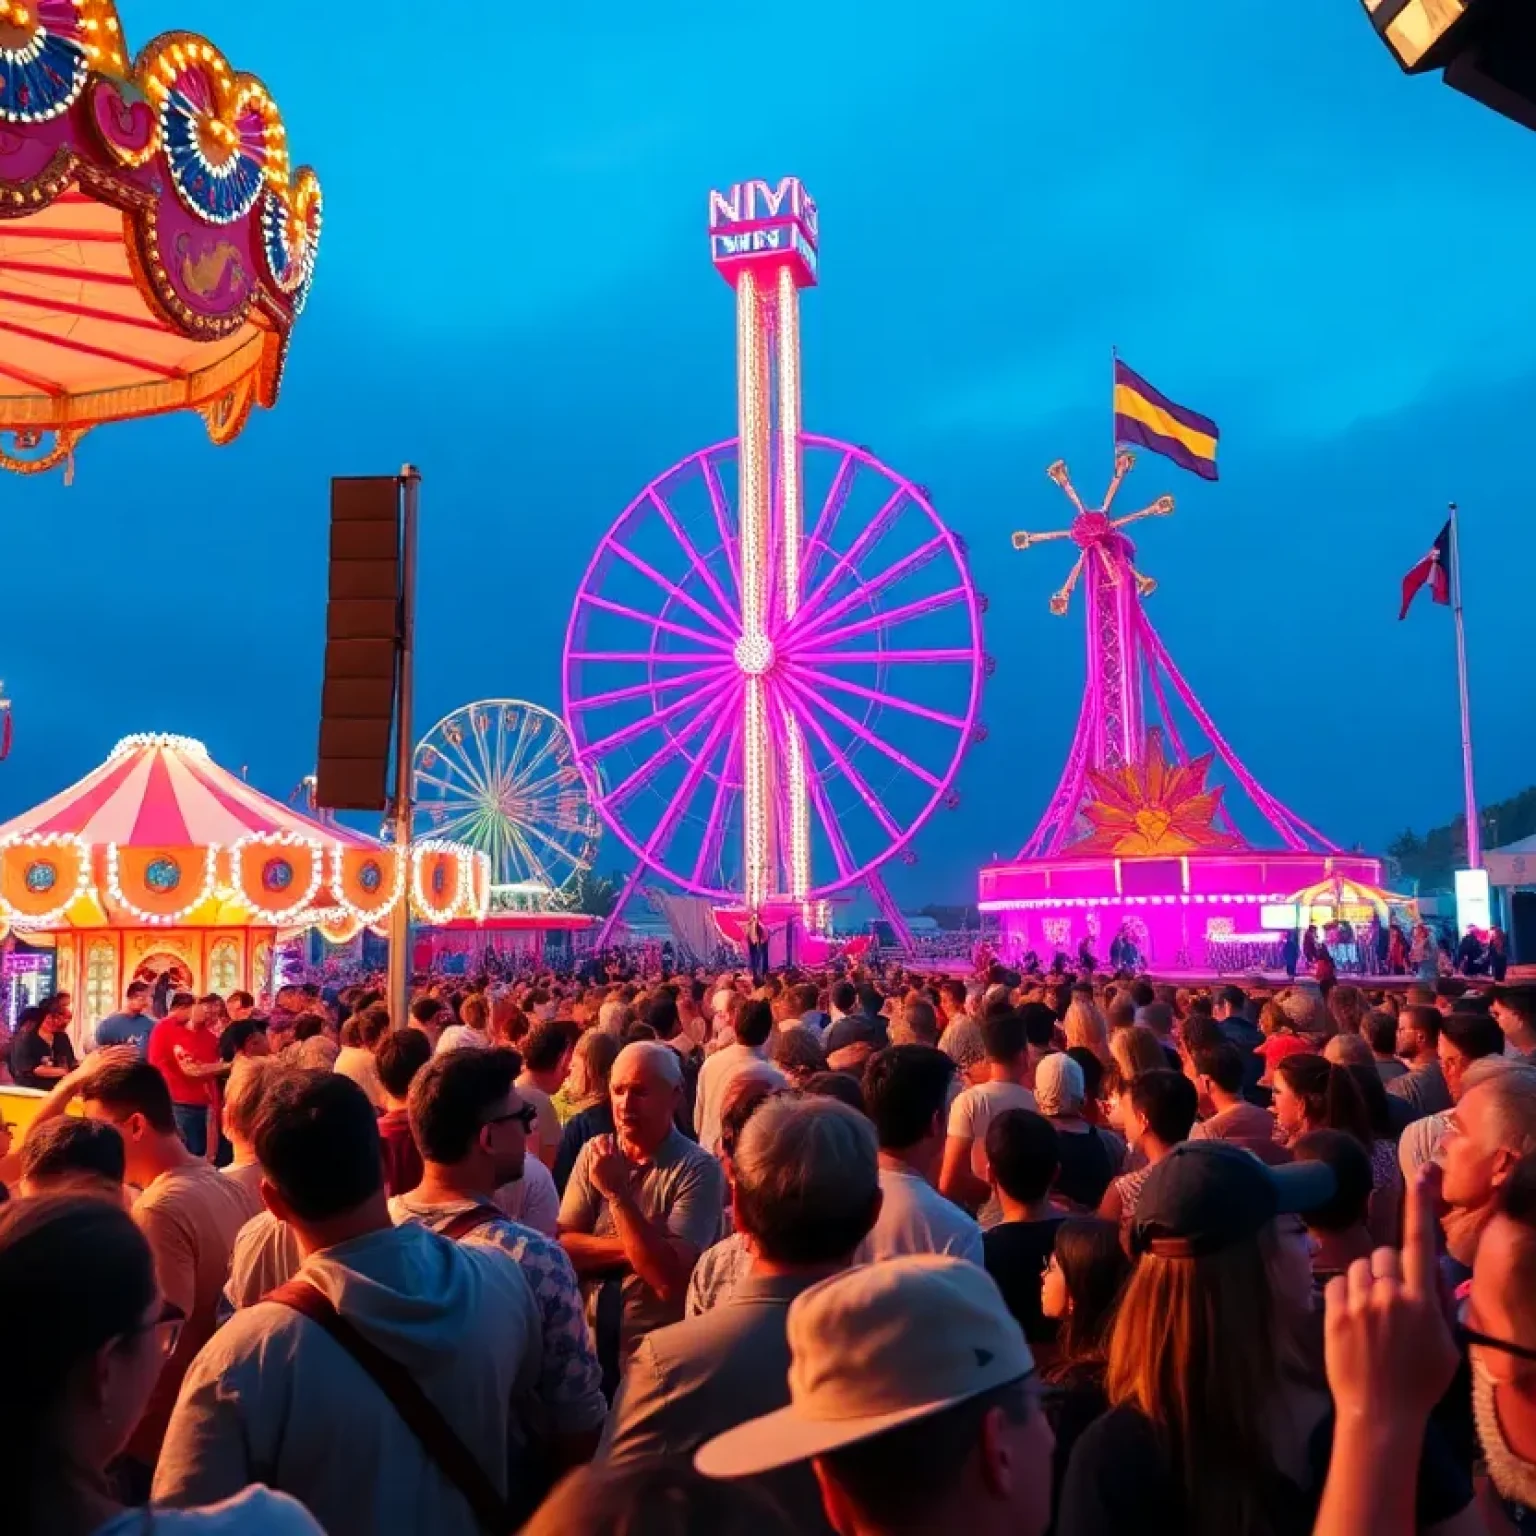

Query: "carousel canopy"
left=0, top=2, right=320, bottom=477
left=0, top=733, right=488, bottom=931
left=1287, top=872, right=1413, bottom=924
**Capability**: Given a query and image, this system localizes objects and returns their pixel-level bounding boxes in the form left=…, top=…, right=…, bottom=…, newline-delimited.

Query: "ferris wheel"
left=412, top=700, right=599, bottom=896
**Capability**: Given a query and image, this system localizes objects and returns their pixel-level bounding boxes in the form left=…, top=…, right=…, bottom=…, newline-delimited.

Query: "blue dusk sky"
left=3, top=2, right=1534, bottom=907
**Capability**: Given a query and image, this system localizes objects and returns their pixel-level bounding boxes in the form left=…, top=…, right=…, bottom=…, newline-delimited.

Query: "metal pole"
left=1448, top=501, right=1481, bottom=867
left=388, top=465, right=421, bottom=1026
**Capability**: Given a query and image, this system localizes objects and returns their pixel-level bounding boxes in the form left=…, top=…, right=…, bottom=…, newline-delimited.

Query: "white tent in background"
left=1486, top=834, right=1536, bottom=888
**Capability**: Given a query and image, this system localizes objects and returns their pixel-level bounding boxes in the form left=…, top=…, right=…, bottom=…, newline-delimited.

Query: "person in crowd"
left=1098, top=1069, right=1198, bottom=1231
left=0, top=1195, right=324, bottom=1536
left=857, top=1045, right=982, bottom=1264
left=1040, top=1217, right=1133, bottom=1522
left=522, top=1462, right=800, bottom=1536
left=374, top=1026, right=431, bottom=1197
left=940, top=1010, right=1038, bottom=1224
left=559, top=1042, right=726, bottom=1381
left=1488, top=926, right=1510, bottom=982
left=226, top=990, right=257, bottom=1023
left=409, top=994, right=449, bottom=1052
left=603, top=1096, right=880, bottom=1530
left=981, top=1109, right=1065, bottom=1346
left=1059, top=1139, right=1475, bottom=1535
left=33, top=1053, right=255, bottom=1491
left=1323, top=1032, right=1374, bottom=1070
left=218, top=1017, right=270, bottom=1066
left=93, top=980, right=157, bottom=1053
left=1461, top=1151, right=1536, bottom=1526
left=769, top=1024, right=828, bottom=1087
left=1108, top=1023, right=1169, bottom=1086
left=1439, top=1065, right=1536, bottom=1275
left=389, top=1047, right=605, bottom=1486
left=1063, top=995, right=1112, bottom=1065
left=517, top=1022, right=574, bottom=1168
left=17, top=1116, right=126, bottom=1201
left=1291, top=1128, right=1375, bottom=1292
left=683, top=1080, right=778, bottom=1318
left=1188, top=1040, right=1290, bottom=1165
left=220, top=1057, right=285, bottom=1216
left=823, top=980, right=889, bottom=1058
left=154, top=1070, right=547, bottom=1534
left=147, top=993, right=227, bottom=1157
left=1492, top=984, right=1536, bottom=1063
left=333, top=1005, right=388, bottom=1109
left=693, top=999, right=785, bottom=1155
left=554, top=1027, right=620, bottom=1126
left=437, top=992, right=492, bottom=1054
left=554, top=1032, right=622, bottom=1193
left=1397, top=1012, right=1515, bottom=1180
left=1033, top=1051, right=1121, bottom=1208
left=804, top=1070, right=866, bottom=1114
left=694, top=1256, right=1054, bottom=1536
left=12, top=994, right=79, bottom=1088
left=1390, top=1004, right=1454, bottom=1117
left=1327, top=984, right=1368, bottom=1040
left=1366, top=1008, right=1409, bottom=1084
left=888, top=996, right=939, bottom=1048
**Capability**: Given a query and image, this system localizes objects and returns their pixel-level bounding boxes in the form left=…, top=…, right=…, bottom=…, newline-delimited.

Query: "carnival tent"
left=0, top=733, right=487, bottom=1034
left=1487, top=834, right=1536, bottom=889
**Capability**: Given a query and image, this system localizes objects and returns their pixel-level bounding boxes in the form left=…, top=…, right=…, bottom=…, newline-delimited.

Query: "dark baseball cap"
left=1130, top=1141, right=1336, bottom=1258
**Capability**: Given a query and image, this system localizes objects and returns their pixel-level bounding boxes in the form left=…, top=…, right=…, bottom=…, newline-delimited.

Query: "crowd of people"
left=4, top=957, right=1536, bottom=1535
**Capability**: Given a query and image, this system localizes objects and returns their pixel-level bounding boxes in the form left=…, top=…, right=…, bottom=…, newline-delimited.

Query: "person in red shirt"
left=147, top=993, right=228, bottom=1159
left=375, top=1027, right=431, bottom=1195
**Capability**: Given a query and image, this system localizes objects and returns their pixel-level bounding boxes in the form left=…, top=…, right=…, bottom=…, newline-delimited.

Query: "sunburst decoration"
left=1068, top=727, right=1239, bottom=856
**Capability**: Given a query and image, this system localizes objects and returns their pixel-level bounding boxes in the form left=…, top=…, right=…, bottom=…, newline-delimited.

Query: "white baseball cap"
left=695, top=1256, right=1034, bottom=1478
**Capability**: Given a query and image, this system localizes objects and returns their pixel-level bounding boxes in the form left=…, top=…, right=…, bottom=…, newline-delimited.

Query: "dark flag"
left=1399, top=520, right=1453, bottom=619
left=1113, top=361, right=1220, bottom=481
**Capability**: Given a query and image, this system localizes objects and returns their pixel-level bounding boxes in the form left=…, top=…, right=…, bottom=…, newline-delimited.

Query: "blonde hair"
left=565, top=1029, right=620, bottom=1109
left=1109, top=1024, right=1167, bottom=1081
left=224, top=1058, right=288, bottom=1145
left=1064, top=998, right=1111, bottom=1063
left=460, top=993, right=489, bottom=1033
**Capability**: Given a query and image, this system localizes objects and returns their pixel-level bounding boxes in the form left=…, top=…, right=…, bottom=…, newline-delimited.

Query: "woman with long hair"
left=1063, top=997, right=1112, bottom=1066
left=1058, top=1144, right=1337, bottom=1536
left=0, top=1194, right=320, bottom=1535
left=553, top=1029, right=620, bottom=1125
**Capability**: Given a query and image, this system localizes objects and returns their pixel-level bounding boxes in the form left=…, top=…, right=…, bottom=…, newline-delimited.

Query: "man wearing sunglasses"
left=1464, top=1151, right=1536, bottom=1527
left=391, top=1048, right=607, bottom=1487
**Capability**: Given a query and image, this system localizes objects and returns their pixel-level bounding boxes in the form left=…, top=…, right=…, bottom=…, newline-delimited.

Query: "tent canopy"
left=1487, top=834, right=1536, bottom=889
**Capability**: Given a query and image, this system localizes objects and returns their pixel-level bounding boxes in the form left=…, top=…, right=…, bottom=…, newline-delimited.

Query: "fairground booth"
left=0, top=734, right=487, bottom=1042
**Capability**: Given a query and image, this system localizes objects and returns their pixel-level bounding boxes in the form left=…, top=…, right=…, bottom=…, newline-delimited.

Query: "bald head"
left=611, top=1040, right=683, bottom=1152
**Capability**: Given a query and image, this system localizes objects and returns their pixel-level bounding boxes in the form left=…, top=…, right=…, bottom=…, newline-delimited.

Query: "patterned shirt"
left=389, top=1195, right=606, bottom=1437
left=684, top=1231, right=754, bottom=1317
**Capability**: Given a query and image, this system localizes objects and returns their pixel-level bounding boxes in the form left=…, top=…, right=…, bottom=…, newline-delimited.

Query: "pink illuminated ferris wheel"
left=562, top=180, right=987, bottom=943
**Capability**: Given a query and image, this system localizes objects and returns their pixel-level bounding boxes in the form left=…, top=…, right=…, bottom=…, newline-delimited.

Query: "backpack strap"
left=264, top=1280, right=510, bottom=1534
left=436, top=1205, right=506, bottom=1243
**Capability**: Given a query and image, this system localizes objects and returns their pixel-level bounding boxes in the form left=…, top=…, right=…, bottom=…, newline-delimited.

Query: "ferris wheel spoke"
left=645, top=489, right=741, bottom=630
left=579, top=593, right=733, bottom=651
left=503, top=709, right=534, bottom=785
left=413, top=766, right=487, bottom=804
left=798, top=449, right=856, bottom=594
left=782, top=669, right=944, bottom=791
left=793, top=647, right=976, bottom=665
left=609, top=536, right=737, bottom=642
left=803, top=745, right=857, bottom=883
left=793, top=534, right=949, bottom=645
left=701, top=454, right=742, bottom=599
left=469, top=717, right=499, bottom=802
left=692, top=726, right=742, bottom=888
left=599, top=679, right=741, bottom=810
left=569, top=649, right=725, bottom=665
left=775, top=675, right=904, bottom=844
left=792, top=584, right=969, bottom=652
left=639, top=692, right=739, bottom=866
left=565, top=663, right=731, bottom=713
left=514, top=811, right=590, bottom=870
left=511, top=727, right=563, bottom=794
left=796, top=487, right=906, bottom=628
left=507, top=822, right=556, bottom=889
left=583, top=671, right=736, bottom=760
left=782, top=661, right=968, bottom=729
left=426, top=737, right=494, bottom=801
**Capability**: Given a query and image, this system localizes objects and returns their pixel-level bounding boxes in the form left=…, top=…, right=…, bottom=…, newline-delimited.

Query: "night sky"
left=4, top=2, right=1534, bottom=908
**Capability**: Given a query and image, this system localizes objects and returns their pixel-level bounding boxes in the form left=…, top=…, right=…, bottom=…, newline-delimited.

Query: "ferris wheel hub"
left=733, top=633, right=776, bottom=676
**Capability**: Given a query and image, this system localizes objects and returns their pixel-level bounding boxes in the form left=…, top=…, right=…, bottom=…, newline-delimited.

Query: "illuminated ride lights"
left=411, top=700, right=600, bottom=908
left=980, top=454, right=1383, bottom=969
left=563, top=179, right=988, bottom=947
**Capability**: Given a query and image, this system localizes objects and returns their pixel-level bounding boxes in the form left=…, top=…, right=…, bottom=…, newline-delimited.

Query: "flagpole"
left=1448, top=501, right=1481, bottom=867
left=1110, top=345, right=1118, bottom=468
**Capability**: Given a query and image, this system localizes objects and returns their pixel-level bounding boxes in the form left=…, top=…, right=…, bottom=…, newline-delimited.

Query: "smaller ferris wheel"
left=412, top=700, right=600, bottom=897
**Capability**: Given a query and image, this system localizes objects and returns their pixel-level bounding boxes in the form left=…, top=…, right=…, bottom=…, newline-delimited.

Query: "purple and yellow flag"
left=1113, top=360, right=1219, bottom=482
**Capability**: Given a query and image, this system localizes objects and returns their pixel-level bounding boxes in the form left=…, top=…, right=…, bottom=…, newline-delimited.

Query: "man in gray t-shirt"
left=559, top=1042, right=725, bottom=1370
